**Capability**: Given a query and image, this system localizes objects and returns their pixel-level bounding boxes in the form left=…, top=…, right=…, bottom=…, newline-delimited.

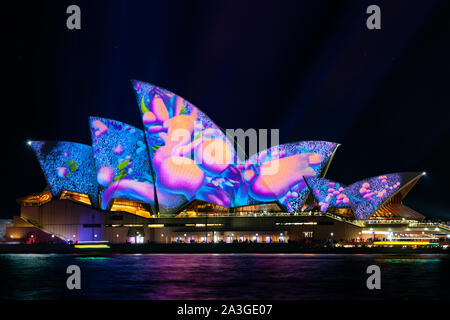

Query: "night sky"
left=3, top=0, right=450, bottom=219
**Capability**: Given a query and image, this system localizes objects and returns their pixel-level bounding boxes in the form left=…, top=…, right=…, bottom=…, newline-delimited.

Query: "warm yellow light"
left=362, top=230, right=390, bottom=234
left=373, top=241, right=438, bottom=246
left=275, top=222, right=317, bottom=226
left=147, top=224, right=164, bottom=228
left=110, top=200, right=151, bottom=218
left=74, top=244, right=110, bottom=249
left=60, top=190, right=91, bottom=205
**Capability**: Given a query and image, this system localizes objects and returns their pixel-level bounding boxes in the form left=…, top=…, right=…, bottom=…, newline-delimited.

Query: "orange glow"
left=176, top=210, right=198, bottom=218
left=19, top=191, right=52, bottom=206
left=110, top=199, right=152, bottom=218
left=60, top=190, right=91, bottom=205
left=373, top=241, right=439, bottom=246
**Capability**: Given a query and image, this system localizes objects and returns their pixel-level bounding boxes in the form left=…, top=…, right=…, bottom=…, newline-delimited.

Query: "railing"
left=175, top=211, right=364, bottom=227
left=364, top=219, right=450, bottom=233
left=437, top=224, right=450, bottom=232
left=364, top=219, right=416, bottom=225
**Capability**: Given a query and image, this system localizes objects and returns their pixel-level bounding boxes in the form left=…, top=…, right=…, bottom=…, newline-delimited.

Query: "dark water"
left=0, top=253, right=449, bottom=300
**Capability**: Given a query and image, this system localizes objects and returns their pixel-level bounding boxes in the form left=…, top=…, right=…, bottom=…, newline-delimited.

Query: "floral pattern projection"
left=133, top=80, right=238, bottom=215
left=30, top=141, right=99, bottom=207
left=344, top=173, right=411, bottom=220
left=308, top=177, right=349, bottom=212
left=133, top=80, right=339, bottom=215
left=309, top=173, right=418, bottom=219
left=89, top=117, right=165, bottom=212
left=244, top=142, right=339, bottom=212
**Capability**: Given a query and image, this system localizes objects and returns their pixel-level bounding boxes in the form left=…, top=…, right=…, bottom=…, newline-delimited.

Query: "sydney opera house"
left=7, top=81, right=450, bottom=245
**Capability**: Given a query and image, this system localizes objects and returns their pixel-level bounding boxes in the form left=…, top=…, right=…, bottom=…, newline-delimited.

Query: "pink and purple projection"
left=29, top=80, right=422, bottom=219
left=308, top=177, right=349, bottom=212
left=133, top=80, right=339, bottom=214
left=133, top=80, right=238, bottom=215
left=30, top=141, right=99, bottom=207
left=344, top=173, right=406, bottom=220
left=309, top=173, right=420, bottom=219
left=244, top=141, right=339, bottom=212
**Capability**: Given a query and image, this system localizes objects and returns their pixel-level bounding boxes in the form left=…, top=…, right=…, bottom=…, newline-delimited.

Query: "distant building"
left=0, top=219, right=12, bottom=241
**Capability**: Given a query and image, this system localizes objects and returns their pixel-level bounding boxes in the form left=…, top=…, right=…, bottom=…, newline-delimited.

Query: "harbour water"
left=0, top=253, right=448, bottom=300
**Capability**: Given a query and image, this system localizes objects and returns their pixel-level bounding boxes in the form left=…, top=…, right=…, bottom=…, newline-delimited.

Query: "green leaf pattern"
left=63, top=160, right=79, bottom=178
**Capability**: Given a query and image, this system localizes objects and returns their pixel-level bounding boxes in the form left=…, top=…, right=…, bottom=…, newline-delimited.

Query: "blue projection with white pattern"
left=30, top=141, right=99, bottom=207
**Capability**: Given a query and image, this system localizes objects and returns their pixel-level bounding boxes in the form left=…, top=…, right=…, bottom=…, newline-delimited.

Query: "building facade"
left=8, top=81, right=450, bottom=245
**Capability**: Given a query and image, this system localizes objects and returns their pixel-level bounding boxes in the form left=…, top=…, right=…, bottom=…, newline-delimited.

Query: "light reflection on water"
left=0, top=253, right=448, bottom=300
left=375, top=258, right=441, bottom=263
